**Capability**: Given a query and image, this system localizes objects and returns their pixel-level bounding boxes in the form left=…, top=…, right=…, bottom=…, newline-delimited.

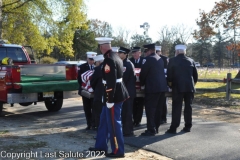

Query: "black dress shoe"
left=106, top=153, right=125, bottom=158
left=88, top=147, right=107, bottom=154
left=134, top=123, right=141, bottom=127
left=160, top=120, right=167, bottom=124
left=141, top=130, right=155, bottom=136
left=182, top=127, right=191, bottom=132
left=85, top=126, right=91, bottom=130
left=165, top=129, right=176, bottom=134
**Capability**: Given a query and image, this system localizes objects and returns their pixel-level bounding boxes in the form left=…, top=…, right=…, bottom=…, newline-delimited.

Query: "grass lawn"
left=197, top=68, right=239, bottom=79
left=194, top=68, right=240, bottom=108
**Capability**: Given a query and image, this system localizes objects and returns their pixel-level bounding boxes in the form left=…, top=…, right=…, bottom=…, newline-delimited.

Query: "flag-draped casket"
left=80, top=68, right=171, bottom=98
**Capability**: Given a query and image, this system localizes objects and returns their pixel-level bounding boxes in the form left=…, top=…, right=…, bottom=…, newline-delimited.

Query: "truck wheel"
left=0, top=102, right=3, bottom=117
left=44, top=99, right=63, bottom=112
left=19, top=102, right=33, bottom=106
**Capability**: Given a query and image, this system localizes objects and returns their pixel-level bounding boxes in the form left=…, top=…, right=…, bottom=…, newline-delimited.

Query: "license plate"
left=43, top=92, right=54, bottom=98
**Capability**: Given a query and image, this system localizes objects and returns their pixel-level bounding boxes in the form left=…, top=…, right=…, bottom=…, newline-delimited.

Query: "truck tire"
left=44, top=99, right=63, bottom=112
left=0, top=102, right=3, bottom=117
left=19, top=102, right=33, bottom=106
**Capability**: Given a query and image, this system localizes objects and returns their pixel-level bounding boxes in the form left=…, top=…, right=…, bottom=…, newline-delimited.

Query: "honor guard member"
left=166, top=44, right=198, bottom=134
left=156, top=46, right=168, bottom=124
left=78, top=52, right=97, bottom=130
left=90, top=55, right=105, bottom=129
left=130, top=46, right=145, bottom=127
left=118, top=46, right=136, bottom=137
left=140, top=43, right=168, bottom=136
left=89, top=37, right=129, bottom=158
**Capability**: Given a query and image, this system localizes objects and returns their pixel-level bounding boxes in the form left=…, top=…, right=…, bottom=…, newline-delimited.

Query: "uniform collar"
left=103, top=49, right=112, bottom=58
left=176, top=54, right=185, bottom=57
left=147, top=52, right=155, bottom=57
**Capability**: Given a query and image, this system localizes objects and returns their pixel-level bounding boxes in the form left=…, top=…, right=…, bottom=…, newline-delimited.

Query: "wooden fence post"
left=226, top=73, right=232, bottom=101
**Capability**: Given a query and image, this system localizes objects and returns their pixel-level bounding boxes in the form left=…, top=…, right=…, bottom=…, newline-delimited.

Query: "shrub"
left=41, top=57, right=57, bottom=64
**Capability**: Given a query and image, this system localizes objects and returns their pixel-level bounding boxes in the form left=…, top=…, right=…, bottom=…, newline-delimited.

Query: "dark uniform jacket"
left=123, top=58, right=136, bottom=99
left=167, top=54, right=198, bottom=93
left=140, top=52, right=168, bottom=93
left=160, top=55, right=168, bottom=69
left=78, top=62, right=93, bottom=94
left=102, top=50, right=129, bottom=103
left=130, top=57, right=144, bottom=68
left=90, top=64, right=104, bottom=102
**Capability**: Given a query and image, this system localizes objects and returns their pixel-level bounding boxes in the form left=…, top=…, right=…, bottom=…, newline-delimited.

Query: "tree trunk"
left=0, top=0, right=2, bottom=39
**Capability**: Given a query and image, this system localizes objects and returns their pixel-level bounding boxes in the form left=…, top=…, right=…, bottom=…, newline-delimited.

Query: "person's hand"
left=106, top=103, right=114, bottom=108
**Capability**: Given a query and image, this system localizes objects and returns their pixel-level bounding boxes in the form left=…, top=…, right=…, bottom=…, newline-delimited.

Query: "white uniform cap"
left=95, top=37, right=113, bottom=45
left=86, top=52, right=97, bottom=58
left=175, top=44, right=187, bottom=50
left=155, top=46, right=161, bottom=51
left=111, top=47, right=119, bottom=52
left=93, top=55, right=104, bottom=62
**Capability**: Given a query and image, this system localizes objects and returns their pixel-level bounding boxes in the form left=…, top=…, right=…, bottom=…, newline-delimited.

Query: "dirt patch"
left=192, top=98, right=240, bottom=123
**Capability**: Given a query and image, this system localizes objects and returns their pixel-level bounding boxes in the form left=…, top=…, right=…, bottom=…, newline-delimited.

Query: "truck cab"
left=0, top=44, right=31, bottom=65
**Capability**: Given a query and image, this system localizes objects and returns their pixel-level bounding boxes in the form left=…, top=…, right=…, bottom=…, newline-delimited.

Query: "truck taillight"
left=11, top=67, right=21, bottom=82
left=66, top=65, right=78, bottom=80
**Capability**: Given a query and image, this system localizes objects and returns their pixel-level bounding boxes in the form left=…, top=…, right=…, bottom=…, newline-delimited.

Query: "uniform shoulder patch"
left=104, top=64, right=110, bottom=73
left=142, top=59, right=146, bottom=64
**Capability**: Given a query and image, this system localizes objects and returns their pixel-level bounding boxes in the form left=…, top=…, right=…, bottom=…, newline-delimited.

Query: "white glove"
left=141, top=86, right=145, bottom=90
left=106, top=103, right=114, bottom=108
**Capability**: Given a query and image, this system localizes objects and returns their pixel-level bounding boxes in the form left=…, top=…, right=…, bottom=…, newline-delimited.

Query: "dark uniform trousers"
left=132, top=97, right=144, bottom=124
left=93, top=100, right=103, bottom=128
left=161, top=97, right=167, bottom=122
left=121, top=97, right=134, bottom=135
left=170, top=92, right=194, bottom=130
left=145, top=92, right=166, bottom=133
left=82, top=97, right=94, bottom=128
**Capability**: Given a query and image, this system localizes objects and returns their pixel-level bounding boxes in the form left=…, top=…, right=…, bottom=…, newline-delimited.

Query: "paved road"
left=2, top=99, right=240, bottom=160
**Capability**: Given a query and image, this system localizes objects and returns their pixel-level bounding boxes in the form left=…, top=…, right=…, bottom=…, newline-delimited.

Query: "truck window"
left=6, top=48, right=27, bottom=62
left=0, top=48, right=7, bottom=61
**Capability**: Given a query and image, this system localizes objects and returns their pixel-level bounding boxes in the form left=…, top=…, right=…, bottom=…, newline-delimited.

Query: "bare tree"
left=112, top=27, right=131, bottom=47
left=172, top=24, right=193, bottom=43
left=89, top=19, right=113, bottom=37
left=157, top=26, right=174, bottom=56
left=158, top=24, right=193, bottom=57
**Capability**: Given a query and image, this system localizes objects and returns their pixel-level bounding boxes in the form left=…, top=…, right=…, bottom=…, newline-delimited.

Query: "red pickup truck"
left=0, top=43, right=79, bottom=116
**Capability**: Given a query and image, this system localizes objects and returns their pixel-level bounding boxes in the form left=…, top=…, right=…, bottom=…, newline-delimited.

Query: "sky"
left=85, top=0, right=220, bottom=42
